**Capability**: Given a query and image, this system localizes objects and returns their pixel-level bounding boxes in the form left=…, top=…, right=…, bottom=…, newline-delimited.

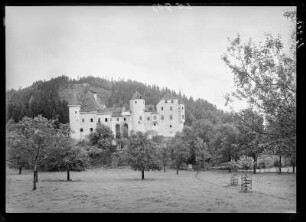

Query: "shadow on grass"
left=40, top=179, right=83, bottom=182
left=118, top=177, right=161, bottom=182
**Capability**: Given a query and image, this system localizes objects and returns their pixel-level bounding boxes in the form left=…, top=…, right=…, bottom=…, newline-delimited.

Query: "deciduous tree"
left=126, top=131, right=162, bottom=180
left=170, top=132, right=190, bottom=175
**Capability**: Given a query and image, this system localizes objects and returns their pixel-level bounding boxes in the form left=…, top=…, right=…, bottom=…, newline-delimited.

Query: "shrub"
left=237, top=156, right=253, bottom=170
left=228, top=160, right=240, bottom=171
left=273, top=159, right=281, bottom=167
left=257, top=161, right=266, bottom=169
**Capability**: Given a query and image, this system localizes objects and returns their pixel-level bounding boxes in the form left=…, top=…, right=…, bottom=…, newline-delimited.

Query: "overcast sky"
left=5, top=6, right=294, bottom=111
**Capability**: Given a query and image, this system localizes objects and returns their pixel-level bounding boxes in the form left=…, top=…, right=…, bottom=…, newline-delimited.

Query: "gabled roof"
left=131, top=91, right=143, bottom=100
left=161, top=93, right=178, bottom=100
left=97, top=107, right=123, bottom=115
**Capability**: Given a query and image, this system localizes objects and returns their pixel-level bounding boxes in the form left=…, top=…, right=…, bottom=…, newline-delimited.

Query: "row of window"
left=160, top=106, right=184, bottom=111
left=79, top=114, right=184, bottom=124
left=134, top=101, right=145, bottom=104
left=139, top=114, right=184, bottom=121
left=81, top=117, right=127, bottom=123
left=80, top=128, right=93, bottom=132
left=80, top=124, right=173, bottom=133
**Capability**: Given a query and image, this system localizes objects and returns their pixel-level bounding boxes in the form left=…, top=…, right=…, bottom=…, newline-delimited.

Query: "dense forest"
left=6, top=75, right=235, bottom=126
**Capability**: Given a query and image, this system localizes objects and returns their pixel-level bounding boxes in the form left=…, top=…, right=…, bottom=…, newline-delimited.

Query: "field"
left=6, top=167, right=296, bottom=213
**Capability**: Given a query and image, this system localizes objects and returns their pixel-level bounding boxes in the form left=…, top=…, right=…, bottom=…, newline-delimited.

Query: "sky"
left=5, top=6, right=294, bottom=112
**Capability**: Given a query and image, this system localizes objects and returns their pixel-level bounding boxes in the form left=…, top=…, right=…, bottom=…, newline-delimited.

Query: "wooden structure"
left=241, top=174, right=252, bottom=192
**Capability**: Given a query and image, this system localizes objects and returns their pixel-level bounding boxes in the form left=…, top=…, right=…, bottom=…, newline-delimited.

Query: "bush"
left=228, top=160, right=240, bottom=171
left=273, top=159, right=281, bottom=167
left=257, top=161, right=266, bottom=169
left=237, top=156, right=253, bottom=170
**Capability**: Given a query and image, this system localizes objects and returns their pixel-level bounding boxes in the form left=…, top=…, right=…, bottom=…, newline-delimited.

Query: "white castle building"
left=68, top=91, right=185, bottom=141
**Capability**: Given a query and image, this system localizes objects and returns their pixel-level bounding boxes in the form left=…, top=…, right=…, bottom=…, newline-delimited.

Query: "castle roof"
left=131, top=91, right=143, bottom=100
left=161, top=93, right=178, bottom=100
left=97, top=107, right=123, bottom=116
left=145, top=105, right=155, bottom=112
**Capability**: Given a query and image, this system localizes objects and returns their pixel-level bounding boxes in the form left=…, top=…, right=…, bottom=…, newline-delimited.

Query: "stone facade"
left=68, top=91, right=185, bottom=141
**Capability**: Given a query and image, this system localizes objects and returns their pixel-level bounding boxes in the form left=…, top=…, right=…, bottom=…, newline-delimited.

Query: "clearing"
left=6, top=167, right=296, bottom=213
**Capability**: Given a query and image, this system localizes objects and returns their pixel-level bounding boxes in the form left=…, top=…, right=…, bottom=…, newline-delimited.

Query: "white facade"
left=68, top=92, right=185, bottom=141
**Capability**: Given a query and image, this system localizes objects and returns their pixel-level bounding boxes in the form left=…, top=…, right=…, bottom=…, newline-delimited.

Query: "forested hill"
left=6, top=75, right=234, bottom=125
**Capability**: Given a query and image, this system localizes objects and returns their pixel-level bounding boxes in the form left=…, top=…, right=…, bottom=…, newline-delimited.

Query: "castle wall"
left=155, top=99, right=185, bottom=137
left=130, top=99, right=145, bottom=133
left=79, top=112, right=98, bottom=140
left=69, top=95, right=185, bottom=141
left=68, top=105, right=81, bottom=141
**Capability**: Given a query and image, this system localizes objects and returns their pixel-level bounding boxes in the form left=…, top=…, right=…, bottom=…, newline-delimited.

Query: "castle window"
left=80, top=128, right=83, bottom=132
left=182, top=106, right=184, bottom=110
left=153, top=123, right=157, bottom=126
left=170, top=106, right=173, bottom=111
left=98, top=118, right=100, bottom=123
left=171, top=100, right=174, bottom=103
left=153, top=116, right=157, bottom=120
left=161, top=115, right=164, bottom=120
left=75, top=111, right=77, bottom=114
left=140, top=116, right=142, bottom=120
left=147, top=117, right=150, bottom=121
left=90, top=118, right=93, bottom=122
left=170, top=115, right=173, bottom=120
left=165, top=100, right=167, bottom=103
left=170, top=125, right=172, bottom=128
left=105, top=118, right=108, bottom=122
left=82, top=118, right=85, bottom=123
left=90, top=128, right=93, bottom=132
left=117, top=118, right=119, bottom=121
left=161, top=107, right=163, bottom=111
left=124, top=117, right=126, bottom=121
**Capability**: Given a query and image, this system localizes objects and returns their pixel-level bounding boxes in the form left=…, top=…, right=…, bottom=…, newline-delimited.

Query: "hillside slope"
left=6, top=75, right=231, bottom=125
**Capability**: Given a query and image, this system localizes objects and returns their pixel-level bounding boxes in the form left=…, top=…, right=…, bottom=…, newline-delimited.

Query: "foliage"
left=6, top=116, right=58, bottom=170
left=194, top=137, right=210, bottom=169
left=213, top=123, right=240, bottom=163
left=6, top=76, right=70, bottom=123
left=6, top=74, right=230, bottom=127
left=237, top=156, right=253, bottom=170
left=126, top=131, right=162, bottom=175
left=235, top=108, right=265, bottom=170
left=228, top=159, right=240, bottom=171
left=257, top=157, right=274, bottom=169
left=7, top=116, right=89, bottom=173
left=222, top=9, right=296, bottom=163
left=170, top=132, right=190, bottom=173
left=88, top=123, right=117, bottom=166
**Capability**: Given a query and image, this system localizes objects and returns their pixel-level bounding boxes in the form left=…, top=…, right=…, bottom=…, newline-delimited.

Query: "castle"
left=68, top=91, right=185, bottom=141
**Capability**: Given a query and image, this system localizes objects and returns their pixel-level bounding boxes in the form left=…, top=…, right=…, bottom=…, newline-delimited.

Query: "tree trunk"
left=163, top=165, right=166, bottom=172
left=293, top=164, right=295, bottom=173
left=19, top=167, right=22, bottom=175
left=279, top=155, right=282, bottom=174
left=67, top=169, right=71, bottom=181
left=176, top=166, right=179, bottom=175
left=202, top=154, right=205, bottom=171
left=33, top=165, right=37, bottom=190
left=141, top=170, right=145, bottom=180
left=253, top=158, right=257, bottom=174
left=35, top=171, right=38, bottom=183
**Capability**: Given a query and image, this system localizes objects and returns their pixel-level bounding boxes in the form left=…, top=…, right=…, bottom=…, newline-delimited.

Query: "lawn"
left=6, top=167, right=296, bottom=213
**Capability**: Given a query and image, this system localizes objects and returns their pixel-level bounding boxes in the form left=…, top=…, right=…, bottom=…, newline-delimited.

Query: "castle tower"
left=129, top=91, right=145, bottom=133
left=68, top=105, right=81, bottom=141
